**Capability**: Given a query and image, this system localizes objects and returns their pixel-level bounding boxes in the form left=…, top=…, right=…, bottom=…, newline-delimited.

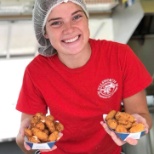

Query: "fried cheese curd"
left=24, top=113, right=64, bottom=143
left=105, top=110, right=145, bottom=133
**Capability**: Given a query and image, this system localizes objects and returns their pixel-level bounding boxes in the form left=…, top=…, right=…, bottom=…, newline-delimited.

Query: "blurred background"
left=0, top=0, right=154, bottom=153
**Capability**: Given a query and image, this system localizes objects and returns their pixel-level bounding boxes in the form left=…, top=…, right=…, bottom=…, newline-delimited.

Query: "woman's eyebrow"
left=72, top=10, right=85, bottom=15
left=47, top=10, right=84, bottom=23
left=48, top=17, right=62, bottom=23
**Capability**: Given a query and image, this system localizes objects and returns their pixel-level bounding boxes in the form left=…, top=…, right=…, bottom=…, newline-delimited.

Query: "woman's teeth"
left=64, top=36, right=79, bottom=43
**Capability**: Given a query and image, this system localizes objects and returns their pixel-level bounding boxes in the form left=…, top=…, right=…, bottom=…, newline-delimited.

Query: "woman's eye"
left=50, top=21, right=62, bottom=27
left=73, top=14, right=82, bottom=21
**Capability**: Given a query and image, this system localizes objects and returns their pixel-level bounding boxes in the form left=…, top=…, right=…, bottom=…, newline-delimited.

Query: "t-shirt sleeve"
left=16, top=67, right=47, bottom=114
left=120, top=44, right=152, bottom=98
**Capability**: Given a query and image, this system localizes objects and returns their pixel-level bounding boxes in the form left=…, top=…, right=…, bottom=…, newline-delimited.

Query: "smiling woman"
left=43, top=2, right=91, bottom=68
left=15, top=0, right=152, bottom=154
left=32, top=0, right=89, bottom=58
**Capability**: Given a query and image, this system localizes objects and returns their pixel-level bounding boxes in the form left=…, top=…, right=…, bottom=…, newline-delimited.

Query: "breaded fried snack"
left=35, top=112, right=44, bottom=119
left=30, top=116, right=39, bottom=127
left=115, top=125, right=128, bottom=133
left=45, top=119, right=56, bottom=133
left=129, top=123, right=144, bottom=133
left=24, top=112, right=64, bottom=143
left=28, top=136, right=40, bottom=143
left=107, top=119, right=118, bottom=130
left=35, top=121, right=45, bottom=131
left=115, top=112, right=135, bottom=123
left=55, top=121, right=64, bottom=132
left=40, top=115, right=46, bottom=123
left=48, top=131, right=59, bottom=142
left=46, top=115, right=54, bottom=121
left=118, top=119, right=130, bottom=125
left=105, top=110, right=144, bottom=133
left=24, top=128, right=33, bottom=137
left=122, top=121, right=132, bottom=129
left=43, top=129, right=50, bottom=135
left=105, top=110, right=117, bottom=121
left=33, top=129, right=48, bottom=142
left=31, top=127, right=40, bottom=134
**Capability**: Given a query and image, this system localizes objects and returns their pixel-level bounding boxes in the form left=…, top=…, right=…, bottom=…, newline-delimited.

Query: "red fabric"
left=16, top=39, right=152, bottom=154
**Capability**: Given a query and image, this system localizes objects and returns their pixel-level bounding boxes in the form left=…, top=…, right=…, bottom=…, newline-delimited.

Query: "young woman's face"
left=45, top=2, right=90, bottom=56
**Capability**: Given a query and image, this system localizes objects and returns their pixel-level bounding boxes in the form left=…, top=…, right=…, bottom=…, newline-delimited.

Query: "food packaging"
left=24, top=113, right=64, bottom=150
left=24, top=136, right=58, bottom=150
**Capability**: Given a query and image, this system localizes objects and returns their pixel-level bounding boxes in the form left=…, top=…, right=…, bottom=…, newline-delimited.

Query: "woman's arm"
left=16, top=113, right=59, bottom=154
left=101, top=90, right=152, bottom=146
left=123, top=90, right=152, bottom=130
left=16, top=113, right=34, bottom=154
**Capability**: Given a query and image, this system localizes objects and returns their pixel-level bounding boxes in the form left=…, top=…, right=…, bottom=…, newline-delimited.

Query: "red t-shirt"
left=16, top=39, right=152, bottom=154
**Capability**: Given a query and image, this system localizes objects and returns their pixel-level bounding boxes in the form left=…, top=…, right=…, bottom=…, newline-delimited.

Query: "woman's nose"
left=63, top=22, right=74, bottom=33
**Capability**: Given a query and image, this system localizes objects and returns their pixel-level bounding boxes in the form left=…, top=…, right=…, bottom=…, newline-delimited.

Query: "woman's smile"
left=63, top=35, right=80, bottom=43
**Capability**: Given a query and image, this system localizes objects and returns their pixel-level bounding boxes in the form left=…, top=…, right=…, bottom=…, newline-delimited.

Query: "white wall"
left=0, top=57, right=32, bottom=141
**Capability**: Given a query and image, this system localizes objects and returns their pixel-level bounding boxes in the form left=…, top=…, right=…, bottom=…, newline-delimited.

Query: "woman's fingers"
left=57, top=132, right=63, bottom=140
left=19, top=117, right=31, bottom=137
left=100, top=113, right=149, bottom=147
left=132, top=114, right=149, bottom=133
left=24, top=142, right=31, bottom=150
left=125, top=138, right=138, bottom=145
left=100, top=121, right=139, bottom=146
left=100, top=121, right=111, bottom=135
left=100, top=121, right=126, bottom=146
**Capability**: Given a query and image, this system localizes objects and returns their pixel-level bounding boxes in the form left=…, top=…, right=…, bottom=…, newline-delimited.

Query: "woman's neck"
left=58, top=44, right=92, bottom=69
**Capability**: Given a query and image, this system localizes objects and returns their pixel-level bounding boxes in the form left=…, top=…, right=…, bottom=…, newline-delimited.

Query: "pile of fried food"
left=24, top=113, right=64, bottom=143
left=105, top=110, right=144, bottom=133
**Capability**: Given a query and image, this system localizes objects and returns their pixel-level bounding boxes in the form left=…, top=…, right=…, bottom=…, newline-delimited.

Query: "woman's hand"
left=100, top=113, right=149, bottom=146
left=17, top=113, right=64, bottom=153
left=132, top=113, right=149, bottom=133
left=100, top=121, right=138, bottom=146
left=16, top=115, right=33, bottom=154
left=19, top=117, right=31, bottom=137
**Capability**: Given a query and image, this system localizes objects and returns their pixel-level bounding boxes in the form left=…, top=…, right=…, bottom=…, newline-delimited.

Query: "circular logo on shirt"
left=97, top=79, right=118, bottom=98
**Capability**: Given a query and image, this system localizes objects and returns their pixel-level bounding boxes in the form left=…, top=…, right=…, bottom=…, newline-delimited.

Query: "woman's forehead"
left=50, top=2, right=82, bottom=13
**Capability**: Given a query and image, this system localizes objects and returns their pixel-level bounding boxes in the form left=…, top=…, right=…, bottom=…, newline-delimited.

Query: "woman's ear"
left=44, top=27, right=49, bottom=39
left=44, top=33, right=49, bottom=39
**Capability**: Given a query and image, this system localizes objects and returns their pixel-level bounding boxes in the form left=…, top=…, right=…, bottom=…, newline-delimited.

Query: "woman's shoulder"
left=89, top=38, right=130, bottom=54
left=27, top=55, right=44, bottom=66
left=89, top=38, right=127, bottom=47
left=25, top=54, right=53, bottom=72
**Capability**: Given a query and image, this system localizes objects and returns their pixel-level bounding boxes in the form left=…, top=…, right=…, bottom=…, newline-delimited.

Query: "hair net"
left=32, top=0, right=89, bottom=57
